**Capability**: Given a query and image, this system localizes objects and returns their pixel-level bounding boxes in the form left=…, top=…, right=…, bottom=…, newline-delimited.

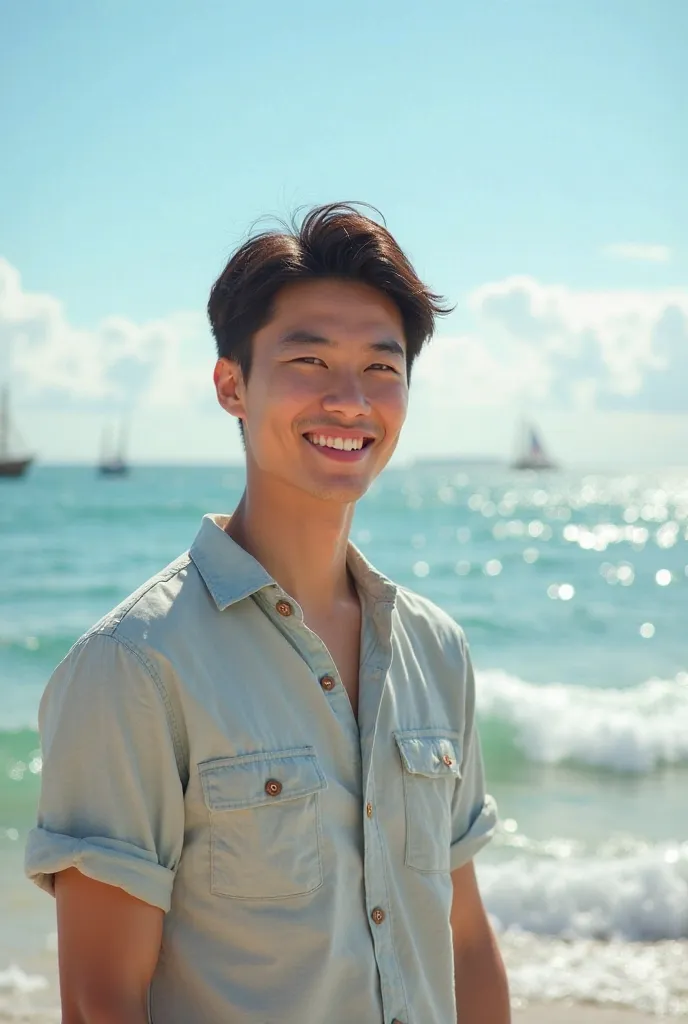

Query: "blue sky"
left=1, top=0, right=686, bottom=465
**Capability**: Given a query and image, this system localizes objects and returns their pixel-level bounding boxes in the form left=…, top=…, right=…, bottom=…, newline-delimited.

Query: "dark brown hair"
left=207, top=202, right=451, bottom=384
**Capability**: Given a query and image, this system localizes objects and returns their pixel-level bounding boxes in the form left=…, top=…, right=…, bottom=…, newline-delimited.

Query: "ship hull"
left=0, top=458, right=33, bottom=478
left=511, top=457, right=558, bottom=471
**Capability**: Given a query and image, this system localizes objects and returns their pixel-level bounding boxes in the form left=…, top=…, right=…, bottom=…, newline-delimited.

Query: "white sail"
left=511, top=419, right=558, bottom=471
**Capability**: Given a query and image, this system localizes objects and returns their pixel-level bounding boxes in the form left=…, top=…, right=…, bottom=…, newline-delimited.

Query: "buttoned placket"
left=255, top=584, right=410, bottom=1024
left=356, top=595, right=410, bottom=1024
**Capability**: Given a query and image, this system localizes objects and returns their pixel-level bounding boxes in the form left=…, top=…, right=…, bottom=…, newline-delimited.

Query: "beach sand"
left=515, top=1007, right=663, bottom=1023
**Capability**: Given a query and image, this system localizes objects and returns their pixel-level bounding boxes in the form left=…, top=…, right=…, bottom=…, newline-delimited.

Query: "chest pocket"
left=394, top=730, right=462, bottom=873
left=199, top=746, right=327, bottom=900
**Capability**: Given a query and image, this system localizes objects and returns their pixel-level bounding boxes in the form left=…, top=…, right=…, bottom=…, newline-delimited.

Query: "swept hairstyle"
left=207, top=202, right=452, bottom=388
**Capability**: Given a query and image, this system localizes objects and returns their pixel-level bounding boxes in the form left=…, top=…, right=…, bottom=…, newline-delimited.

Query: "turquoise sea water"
left=1, top=463, right=687, bottom=1015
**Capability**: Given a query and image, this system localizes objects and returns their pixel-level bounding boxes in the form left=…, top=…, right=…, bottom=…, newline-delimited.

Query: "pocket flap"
left=199, top=746, right=327, bottom=811
left=394, top=731, right=462, bottom=779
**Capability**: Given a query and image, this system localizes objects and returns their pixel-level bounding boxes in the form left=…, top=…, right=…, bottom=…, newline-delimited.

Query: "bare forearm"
left=454, top=929, right=511, bottom=1024
left=61, top=992, right=149, bottom=1024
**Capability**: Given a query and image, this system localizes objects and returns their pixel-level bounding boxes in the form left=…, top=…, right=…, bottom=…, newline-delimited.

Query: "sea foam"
left=501, top=933, right=688, bottom=1017
left=0, top=965, right=47, bottom=994
left=477, top=669, right=688, bottom=772
left=478, top=843, right=688, bottom=942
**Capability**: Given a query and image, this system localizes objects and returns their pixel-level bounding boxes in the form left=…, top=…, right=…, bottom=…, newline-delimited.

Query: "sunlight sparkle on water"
left=412, top=561, right=430, bottom=578
left=640, top=623, right=656, bottom=639
left=655, top=522, right=679, bottom=549
left=655, top=569, right=672, bottom=587
left=617, top=563, right=635, bottom=586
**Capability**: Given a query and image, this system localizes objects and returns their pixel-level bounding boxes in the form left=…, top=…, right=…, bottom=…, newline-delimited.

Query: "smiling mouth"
left=303, top=432, right=375, bottom=452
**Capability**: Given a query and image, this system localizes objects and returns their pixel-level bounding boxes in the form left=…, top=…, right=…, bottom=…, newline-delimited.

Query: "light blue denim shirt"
left=26, top=514, right=497, bottom=1024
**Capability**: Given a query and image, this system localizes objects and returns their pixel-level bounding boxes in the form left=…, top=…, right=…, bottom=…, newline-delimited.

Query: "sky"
left=1, top=0, right=687, bottom=466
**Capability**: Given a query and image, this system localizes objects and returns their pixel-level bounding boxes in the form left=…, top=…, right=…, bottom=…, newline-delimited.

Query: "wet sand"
left=516, top=1007, right=665, bottom=1023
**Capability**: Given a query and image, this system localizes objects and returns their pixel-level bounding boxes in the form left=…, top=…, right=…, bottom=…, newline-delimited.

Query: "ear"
left=214, top=358, right=246, bottom=421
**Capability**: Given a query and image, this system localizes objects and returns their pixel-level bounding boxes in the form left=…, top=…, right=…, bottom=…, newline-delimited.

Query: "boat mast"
left=0, top=387, right=8, bottom=460
left=117, top=420, right=128, bottom=463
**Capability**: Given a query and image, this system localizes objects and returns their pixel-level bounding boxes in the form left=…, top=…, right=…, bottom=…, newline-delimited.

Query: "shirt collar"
left=189, top=513, right=397, bottom=611
left=190, top=514, right=274, bottom=611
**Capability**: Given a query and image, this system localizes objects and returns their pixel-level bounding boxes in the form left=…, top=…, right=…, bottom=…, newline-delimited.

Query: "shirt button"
left=366, top=802, right=373, bottom=818
left=320, top=674, right=336, bottom=692
left=276, top=600, right=293, bottom=617
left=371, top=906, right=385, bottom=925
left=265, top=779, right=283, bottom=797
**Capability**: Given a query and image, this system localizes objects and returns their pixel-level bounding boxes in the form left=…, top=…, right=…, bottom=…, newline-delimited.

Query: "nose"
left=320, top=370, right=371, bottom=419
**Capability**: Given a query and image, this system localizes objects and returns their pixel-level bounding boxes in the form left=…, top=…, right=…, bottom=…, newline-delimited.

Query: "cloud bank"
left=0, top=258, right=209, bottom=412
left=2, top=258, right=687, bottom=418
left=414, top=275, right=688, bottom=415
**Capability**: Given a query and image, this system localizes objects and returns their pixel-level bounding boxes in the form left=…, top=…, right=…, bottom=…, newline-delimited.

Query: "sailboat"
left=511, top=420, right=559, bottom=471
left=0, top=386, right=34, bottom=479
left=98, top=421, right=129, bottom=476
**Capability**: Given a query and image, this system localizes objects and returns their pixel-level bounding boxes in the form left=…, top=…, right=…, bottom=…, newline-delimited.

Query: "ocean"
left=1, top=463, right=687, bottom=1018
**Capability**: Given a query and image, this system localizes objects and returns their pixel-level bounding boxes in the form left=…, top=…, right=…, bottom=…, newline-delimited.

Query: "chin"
left=304, top=473, right=373, bottom=504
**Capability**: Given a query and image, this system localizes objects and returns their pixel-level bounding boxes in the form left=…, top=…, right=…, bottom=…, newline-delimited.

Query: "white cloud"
left=455, top=274, right=688, bottom=412
left=602, top=243, right=671, bottom=263
left=412, top=331, right=552, bottom=409
left=0, top=258, right=210, bottom=410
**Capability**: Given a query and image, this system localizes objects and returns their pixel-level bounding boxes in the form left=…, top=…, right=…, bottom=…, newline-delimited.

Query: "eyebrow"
left=278, top=330, right=406, bottom=359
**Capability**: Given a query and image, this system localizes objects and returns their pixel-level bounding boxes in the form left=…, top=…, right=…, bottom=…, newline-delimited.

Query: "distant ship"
left=511, top=420, right=559, bottom=471
left=98, top=421, right=129, bottom=477
left=0, top=386, right=34, bottom=479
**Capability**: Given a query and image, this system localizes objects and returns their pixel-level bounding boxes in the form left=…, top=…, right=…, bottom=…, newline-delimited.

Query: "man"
left=26, top=203, right=510, bottom=1023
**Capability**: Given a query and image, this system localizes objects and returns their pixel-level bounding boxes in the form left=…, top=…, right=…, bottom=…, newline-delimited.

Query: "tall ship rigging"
left=0, top=386, right=34, bottom=479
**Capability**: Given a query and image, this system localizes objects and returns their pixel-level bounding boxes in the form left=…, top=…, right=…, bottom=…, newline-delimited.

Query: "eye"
left=292, top=356, right=326, bottom=367
left=368, top=362, right=399, bottom=373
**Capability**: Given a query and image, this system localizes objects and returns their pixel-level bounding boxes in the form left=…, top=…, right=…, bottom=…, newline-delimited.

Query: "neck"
left=226, top=470, right=357, bottom=612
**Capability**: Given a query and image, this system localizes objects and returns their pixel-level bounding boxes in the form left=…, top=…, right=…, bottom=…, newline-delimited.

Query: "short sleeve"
left=24, top=632, right=185, bottom=912
left=449, top=639, right=498, bottom=872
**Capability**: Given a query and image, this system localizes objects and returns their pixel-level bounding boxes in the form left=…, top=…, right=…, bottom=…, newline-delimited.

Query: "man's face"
left=216, top=278, right=409, bottom=504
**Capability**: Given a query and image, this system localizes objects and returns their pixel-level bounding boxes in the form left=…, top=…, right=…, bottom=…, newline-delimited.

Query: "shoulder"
left=39, top=562, right=194, bottom=774
left=393, top=584, right=468, bottom=658
left=77, top=551, right=210, bottom=655
left=42, top=551, right=205, bottom=714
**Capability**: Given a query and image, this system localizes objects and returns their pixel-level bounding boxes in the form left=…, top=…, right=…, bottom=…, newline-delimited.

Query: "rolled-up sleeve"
left=449, top=640, right=498, bottom=871
left=25, top=632, right=185, bottom=912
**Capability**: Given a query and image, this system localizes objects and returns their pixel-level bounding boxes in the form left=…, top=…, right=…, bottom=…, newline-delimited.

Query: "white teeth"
left=307, top=434, right=366, bottom=451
